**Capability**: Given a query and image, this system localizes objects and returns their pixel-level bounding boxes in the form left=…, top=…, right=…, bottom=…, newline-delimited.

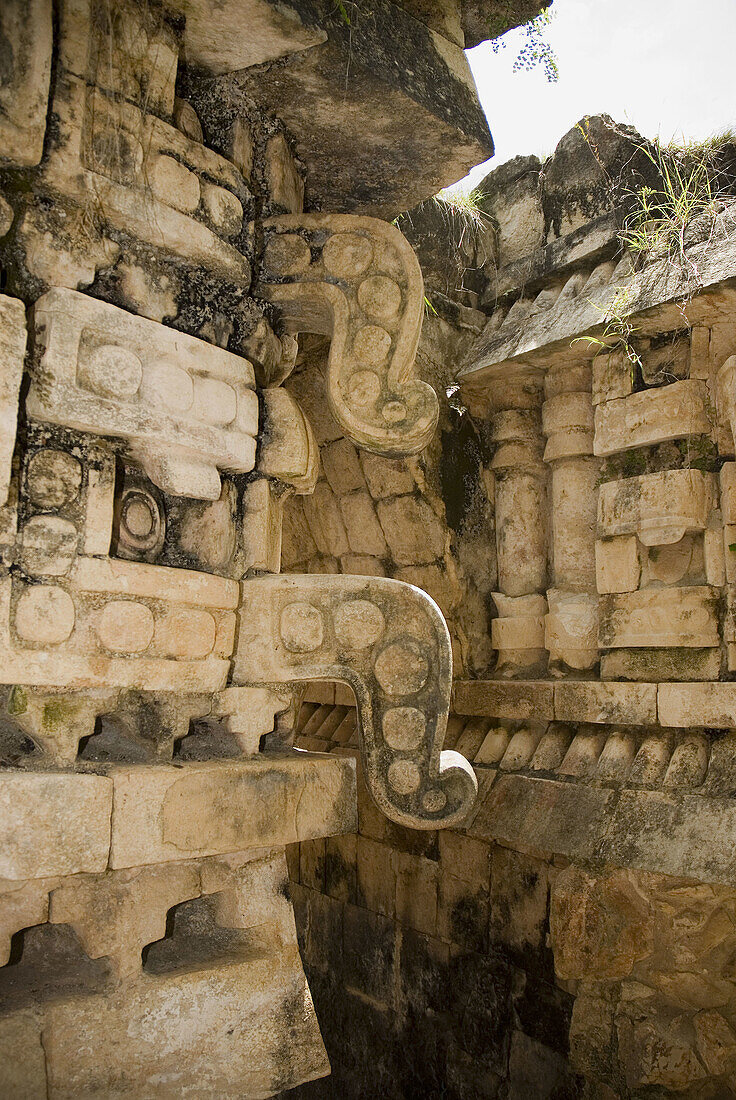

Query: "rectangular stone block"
left=598, top=469, right=716, bottom=545
left=595, top=535, right=640, bottom=594
left=599, top=586, right=719, bottom=648
left=600, top=646, right=722, bottom=682
left=591, top=348, right=633, bottom=406
left=554, top=682, right=657, bottom=726
left=472, top=773, right=615, bottom=858
left=594, top=380, right=712, bottom=456
left=0, top=0, right=52, bottom=166
left=44, top=946, right=329, bottom=1098
left=452, top=680, right=554, bottom=721
left=0, top=1011, right=47, bottom=1098
left=0, top=771, right=112, bottom=879
left=108, top=755, right=357, bottom=868
left=30, top=288, right=256, bottom=501
left=0, top=297, right=27, bottom=507
left=600, top=790, right=736, bottom=884
left=658, top=682, right=736, bottom=728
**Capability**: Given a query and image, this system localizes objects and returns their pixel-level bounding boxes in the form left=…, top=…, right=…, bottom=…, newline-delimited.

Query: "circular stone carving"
left=280, top=601, right=324, bottom=653
left=263, top=233, right=312, bottom=277
left=142, top=357, right=194, bottom=412
left=334, top=599, right=385, bottom=651
left=352, top=325, right=391, bottom=366
left=120, top=488, right=163, bottom=553
left=323, top=232, right=373, bottom=277
left=382, top=400, right=407, bottom=424
left=387, top=759, right=422, bottom=795
left=96, top=600, right=155, bottom=653
left=357, top=275, right=402, bottom=322
left=27, top=450, right=82, bottom=509
left=347, top=370, right=381, bottom=408
left=422, top=788, right=447, bottom=813
left=15, top=586, right=75, bottom=645
left=382, top=706, right=426, bottom=750
left=374, top=642, right=428, bottom=696
left=82, top=345, right=143, bottom=399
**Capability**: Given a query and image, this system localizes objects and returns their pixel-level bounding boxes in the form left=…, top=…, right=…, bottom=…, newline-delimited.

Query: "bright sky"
left=452, top=0, right=736, bottom=191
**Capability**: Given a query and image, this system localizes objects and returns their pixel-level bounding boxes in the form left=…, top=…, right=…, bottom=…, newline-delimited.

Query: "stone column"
left=489, top=376, right=548, bottom=677
left=542, top=363, right=599, bottom=673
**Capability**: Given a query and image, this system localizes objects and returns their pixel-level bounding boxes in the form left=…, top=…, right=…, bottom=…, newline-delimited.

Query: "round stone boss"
left=263, top=233, right=312, bottom=277
left=26, top=449, right=83, bottom=510
left=323, top=232, right=373, bottom=277
left=14, top=585, right=76, bottom=645
left=357, top=275, right=402, bottom=322
left=96, top=600, right=155, bottom=653
left=373, top=641, right=429, bottom=696
left=80, top=344, right=143, bottom=399
left=333, top=599, right=385, bottom=651
left=387, top=759, right=422, bottom=795
left=382, top=706, right=426, bottom=750
left=280, top=601, right=324, bottom=653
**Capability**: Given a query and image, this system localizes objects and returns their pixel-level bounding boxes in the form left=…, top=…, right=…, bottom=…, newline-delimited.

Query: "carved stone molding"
left=234, top=573, right=477, bottom=829
left=258, top=213, right=439, bottom=455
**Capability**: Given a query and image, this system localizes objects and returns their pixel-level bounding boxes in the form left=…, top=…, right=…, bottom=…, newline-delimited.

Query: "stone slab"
left=452, top=680, right=554, bottom=721
left=0, top=0, right=52, bottom=167
left=0, top=771, right=112, bottom=880
left=44, top=946, right=329, bottom=1098
left=598, top=587, right=719, bottom=649
left=658, top=682, right=736, bottom=729
left=108, top=755, right=357, bottom=868
left=472, top=773, right=615, bottom=858
left=594, top=380, right=712, bottom=457
left=554, top=681, right=657, bottom=726
left=599, top=790, right=736, bottom=884
left=0, top=296, right=27, bottom=508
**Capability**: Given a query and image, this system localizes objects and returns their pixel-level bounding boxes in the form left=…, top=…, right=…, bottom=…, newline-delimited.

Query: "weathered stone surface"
left=599, top=587, right=719, bottom=649
left=598, top=469, right=717, bottom=546
left=0, top=1012, right=47, bottom=1098
left=658, top=682, right=736, bottom=728
left=0, top=0, right=52, bottom=167
left=594, top=380, right=713, bottom=457
left=555, top=681, right=657, bottom=726
left=44, top=946, right=329, bottom=1097
left=231, top=0, right=492, bottom=217
left=108, top=755, right=357, bottom=867
left=0, top=771, right=112, bottom=879
left=595, top=535, right=641, bottom=594
left=551, top=866, right=653, bottom=980
left=453, top=679, right=554, bottom=720
left=0, top=297, right=27, bottom=508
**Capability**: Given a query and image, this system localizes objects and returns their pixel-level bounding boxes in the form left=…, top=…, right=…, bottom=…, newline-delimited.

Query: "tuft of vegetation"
left=490, top=9, right=559, bottom=84
left=394, top=187, right=493, bottom=253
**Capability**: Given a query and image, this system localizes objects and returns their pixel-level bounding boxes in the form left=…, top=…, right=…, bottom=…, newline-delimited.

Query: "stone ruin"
left=3, top=2, right=736, bottom=1098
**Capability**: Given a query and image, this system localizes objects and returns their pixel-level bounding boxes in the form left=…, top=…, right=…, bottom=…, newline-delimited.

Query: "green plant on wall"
left=489, top=8, right=559, bottom=84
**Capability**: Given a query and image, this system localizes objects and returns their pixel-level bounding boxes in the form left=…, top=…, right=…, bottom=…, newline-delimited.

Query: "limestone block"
left=394, top=563, right=462, bottom=617
left=493, top=465, right=547, bottom=597
left=596, top=535, right=641, bottom=594
left=242, top=478, right=284, bottom=574
left=592, top=348, right=634, bottom=405
left=212, top=686, right=292, bottom=754
left=558, top=727, right=608, bottom=779
left=658, top=682, right=736, bottom=728
left=376, top=495, right=446, bottom=565
left=40, top=74, right=250, bottom=280
left=322, top=439, right=365, bottom=495
left=266, top=133, right=304, bottom=214
left=0, top=771, right=112, bottom=879
left=548, top=457, right=598, bottom=591
left=60, top=0, right=178, bottom=116
left=303, top=483, right=350, bottom=558
left=0, top=1012, right=47, bottom=1098
left=0, top=878, right=52, bottom=964
left=599, top=790, right=736, bottom=883
left=492, top=592, right=547, bottom=675
left=545, top=589, right=598, bottom=670
left=593, top=380, right=712, bottom=456
left=0, top=0, right=52, bottom=167
left=360, top=452, right=415, bottom=498
left=44, top=946, right=329, bottom=1098
left=260, top=214, right=438, bottom=454
left=0, top=563, right=235, bottom=695
left=475, top=773, right=615, bottom=858
left=28, top=289, right=257, bottom=500
left=616, top=986, right=707, bottom=1092
left=542, top=391, right=594, bottom=462
left=453, top=679, right=554, bottom=721
left=235, top=573, right=477, bottom=830
left=599, top=587, right=719, bottom=648
left=107, top=755, right=357, bottom=868
left=339, top=491, right=388, bottom=557
left=258, top=388, right=318, bottom=493
left=720, top=462, right=736, bottom=522
left=50, top=863, right=200, bottom=977
left=598, top=469, right=717, bottom=546
left=555, top=681, right=657, bottom=726
left=0, top=296, right=27, bottom=507
left=550, top=866, right=653, bottom=981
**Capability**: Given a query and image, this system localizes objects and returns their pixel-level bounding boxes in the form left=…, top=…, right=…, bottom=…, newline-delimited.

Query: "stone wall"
left=283, top=117, right=736, bottom=1098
